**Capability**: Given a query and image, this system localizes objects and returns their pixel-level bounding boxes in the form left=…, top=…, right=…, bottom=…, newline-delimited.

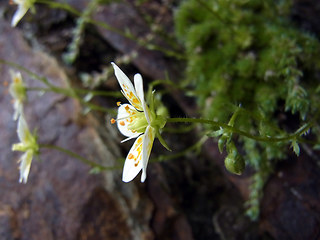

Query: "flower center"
left=111, top=104, right=148, bottom=134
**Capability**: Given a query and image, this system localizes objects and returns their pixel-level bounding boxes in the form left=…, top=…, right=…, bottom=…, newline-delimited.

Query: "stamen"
left=110, top=118, right=116, bottom=124
left=117, top=101, right=121, bottom=106
left=119, top=121, right=125, bottom=126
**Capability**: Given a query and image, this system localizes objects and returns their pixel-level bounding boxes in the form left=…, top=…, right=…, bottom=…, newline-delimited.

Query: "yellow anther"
left=110, top=118, right=116, bottom=124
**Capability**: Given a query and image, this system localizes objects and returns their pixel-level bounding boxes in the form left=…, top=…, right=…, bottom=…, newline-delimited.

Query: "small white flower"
left=9, top=70, right=26, bottom=121
left=10, top=0, right=35, bottom=27
left=111, top=62, right=156, bottom=182
left=12, top=114, right=38, bottom=183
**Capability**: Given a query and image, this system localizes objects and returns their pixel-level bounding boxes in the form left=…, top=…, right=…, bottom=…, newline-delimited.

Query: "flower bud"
left=224, top=151, right=245, bottom=175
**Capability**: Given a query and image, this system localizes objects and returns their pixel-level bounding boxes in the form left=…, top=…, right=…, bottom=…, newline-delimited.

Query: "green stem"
left=35, top=0, right=185, bottom=60
left=40, top=144, right=119, bottom=170
left=152, top=136, right=208, bottom=162
left=167, top=117, right=313, bottom=143
left=163, top=123, right=196, bottom=133
left=0, top=59, right=51, bottom=86
left=27, top=87, right=122, bottom=98
left=80, top=101, right=116, bottom=114
left=149, top=78, right=188, bottom=91
left=27, top=87, right=116, bottom=114
left=87, top=19, right=186, bottom=59
left=2, top=58, right=118, bottom=113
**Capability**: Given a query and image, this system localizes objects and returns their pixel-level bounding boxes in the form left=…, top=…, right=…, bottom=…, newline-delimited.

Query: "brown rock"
left=0, top=19, right=153, bottom=240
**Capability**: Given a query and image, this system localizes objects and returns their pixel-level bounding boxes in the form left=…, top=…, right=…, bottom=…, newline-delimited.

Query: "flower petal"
left=111, top=62, right=143, bottom=111
left=11, top=4, right=29, bottom=27
left=117, top=104, right=140, bottom=138
left=134, top=73, right=144, bottom=105
left=122, top=135, right=144, bottom=182
left=141, top=126, right=155, bottom=182
left=134, top=73, right=151, bottom=124
left=19, top=150, right=33, bottom=183
left=17, top=114, right=30, bottom=143
left=13, top=100, right=23, bottom=121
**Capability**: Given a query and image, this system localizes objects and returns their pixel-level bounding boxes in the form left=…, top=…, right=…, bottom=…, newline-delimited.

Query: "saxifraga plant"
left=174, top=0, right=320, bottom=220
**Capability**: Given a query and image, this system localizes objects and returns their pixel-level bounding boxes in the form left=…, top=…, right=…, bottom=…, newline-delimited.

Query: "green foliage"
left=175, top=0, right=320, bottom=219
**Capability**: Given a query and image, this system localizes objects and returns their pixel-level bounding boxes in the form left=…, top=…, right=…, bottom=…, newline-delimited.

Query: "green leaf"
left=89, top=167, right=102, bottom=174
left=207, top=128, right=224, bottom=137
left=156, top=131, right=172, bottom=152
left=291, top=140, right=300, bottom=156
left=218, top=135, right=227, bottom=153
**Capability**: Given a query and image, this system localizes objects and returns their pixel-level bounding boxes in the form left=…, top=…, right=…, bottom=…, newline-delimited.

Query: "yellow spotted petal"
left=122, top=135, right=144, bottom=182
left=141, top=126, right=155, bottom=182
left=134, top=73, right=144, bottom=105
left=134, top=73, right=151, bottom=124
left=111, top=62, right=143, bottom=111
left=117, top=104, right=140, bottom=138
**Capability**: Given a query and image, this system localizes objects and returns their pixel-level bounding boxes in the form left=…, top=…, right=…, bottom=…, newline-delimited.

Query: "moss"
left=175, top=0, right=320, bottom=219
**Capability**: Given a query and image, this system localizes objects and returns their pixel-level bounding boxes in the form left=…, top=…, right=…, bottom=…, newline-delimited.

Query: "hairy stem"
left=167, top=117, right=314, bottom=143
left=40, top=144, right=119, bottom=170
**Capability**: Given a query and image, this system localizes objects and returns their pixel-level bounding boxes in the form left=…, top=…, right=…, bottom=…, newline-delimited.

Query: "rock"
left=0, top=19, right=153, bottom=240
left=260, top=154, right=320, bottom=240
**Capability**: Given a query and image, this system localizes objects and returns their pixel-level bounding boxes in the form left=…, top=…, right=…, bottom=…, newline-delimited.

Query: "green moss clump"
left=175, top=0, right=320, bottom=220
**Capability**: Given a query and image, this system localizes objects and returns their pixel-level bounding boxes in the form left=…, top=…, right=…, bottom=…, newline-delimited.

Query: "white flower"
left=111, top=62, right=156, bottom=182
left=10, top=0, right=35, bottom=27
left=9, top=70, right=26, bottom=121
left=12, top=114, right=38, bottom=183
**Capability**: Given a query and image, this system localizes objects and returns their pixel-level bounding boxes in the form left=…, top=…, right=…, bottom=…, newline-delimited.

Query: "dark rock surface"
left=0, top=19, right=153, bottom=240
